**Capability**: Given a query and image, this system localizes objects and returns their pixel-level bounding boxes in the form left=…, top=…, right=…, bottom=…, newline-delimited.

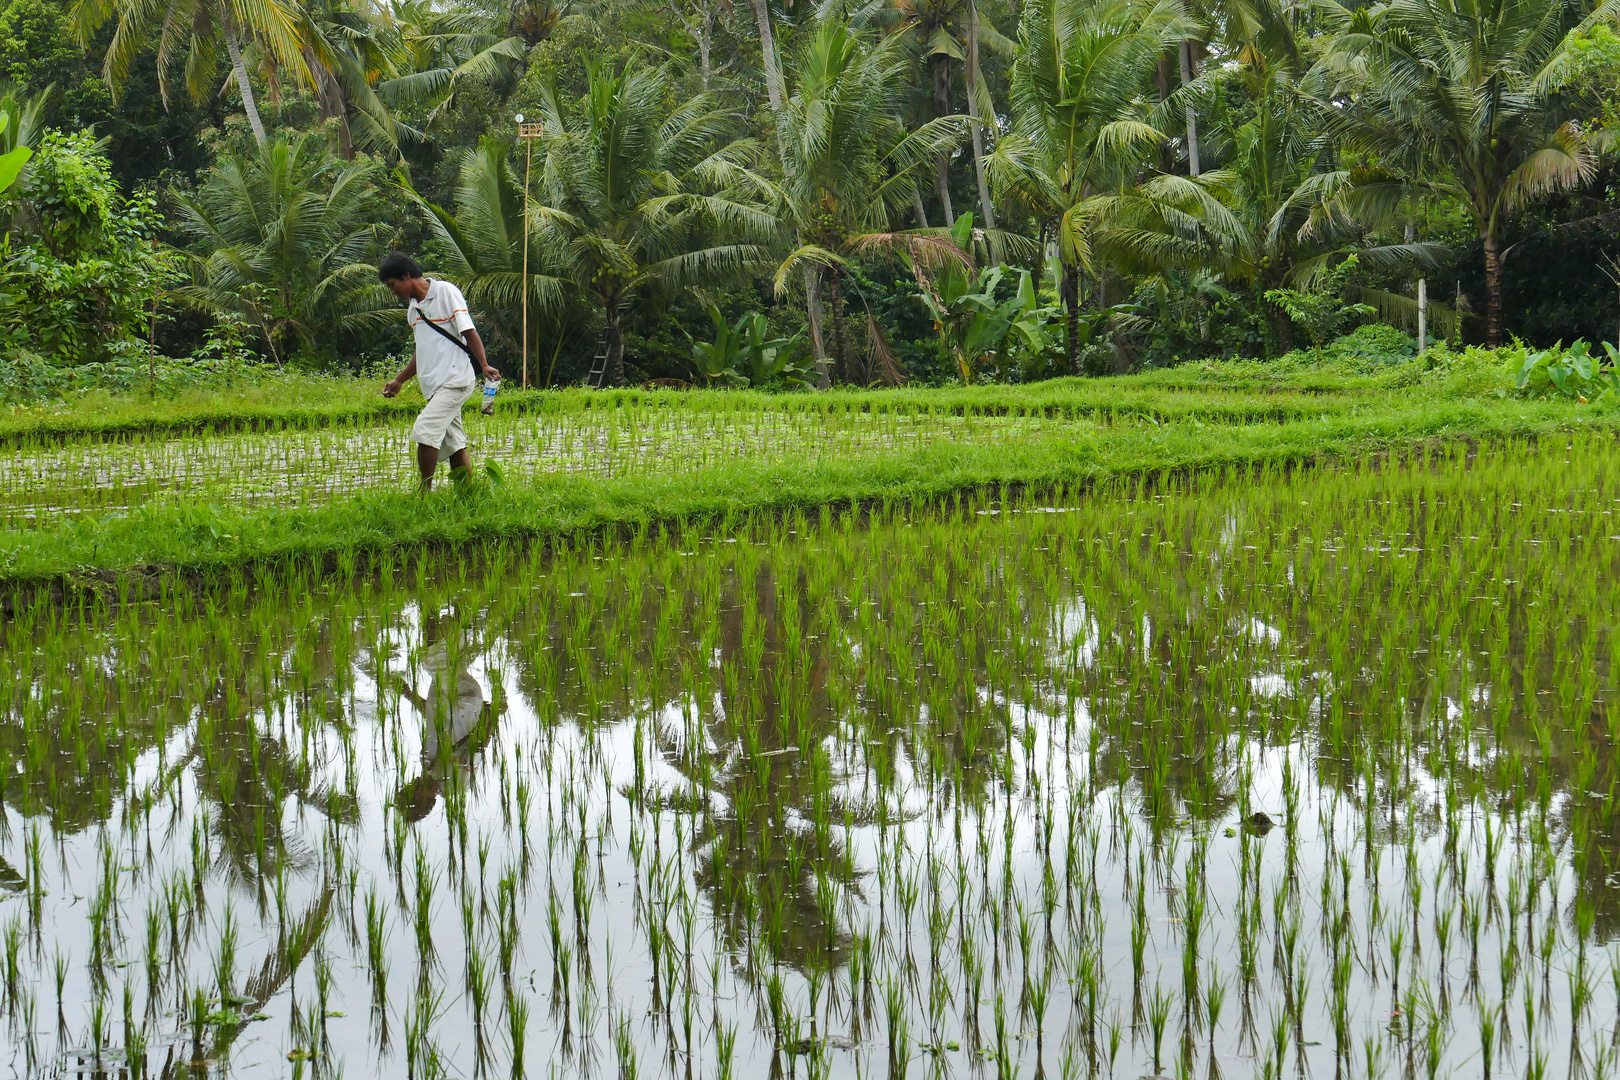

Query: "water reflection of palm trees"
left=494, top=531, right=1031, bottom=986
left=395, top=609, right=500, bottom=823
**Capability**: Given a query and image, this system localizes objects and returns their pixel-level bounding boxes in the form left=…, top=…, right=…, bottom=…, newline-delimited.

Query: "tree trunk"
left=805, top=266, right=830, bottom=389
left=221, top=13, right=269, bottom=148
left=697, top=0, right=712, bottom=92
left=1154, top=54, right=1174, bottom=174
left=1030, top=222, right=1050, bottom=296
left=605, top=295, right=627, bottom=386
left=912, top=191, right=930, bottom=228
left=965, top=3, right=996, bottom=229
left=746, top=0, right=785, bottom=120
left=1061, top=261, right=1081, bottom=373
left=1482, top=232, right=1504, bottom=347
left=312, top=60, right=354, bottom=160
left=1271, top=305, right=1293, bottom=354
left=828, top=268, right=851, bottom=384
left=932, top=53, right=955, bottom=226
left=1178, top=39, right=1199, bottom=176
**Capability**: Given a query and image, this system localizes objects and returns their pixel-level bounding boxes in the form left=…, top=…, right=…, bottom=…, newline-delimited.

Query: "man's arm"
left=383, top=356, right=417, bottom=398
left=464, top=329, right=499, bottom=381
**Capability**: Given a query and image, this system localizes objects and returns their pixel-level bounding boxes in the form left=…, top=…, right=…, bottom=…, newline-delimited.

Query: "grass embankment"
left=3, top=390, right=1614, bottom=588
left=0, top=376, right=432, bottom=443
left=2, top=375, right=1382, bottom=446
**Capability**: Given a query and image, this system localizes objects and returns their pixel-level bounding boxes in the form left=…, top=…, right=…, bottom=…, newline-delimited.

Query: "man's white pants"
left=411, top=383, right=476, bottom=457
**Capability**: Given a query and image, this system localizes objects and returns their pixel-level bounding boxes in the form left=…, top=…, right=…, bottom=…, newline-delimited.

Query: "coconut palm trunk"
left=965, top=2, right=996, bottom=228
left=697, top=1, right=712, bottom=91
left=827, top=268, right=851, bottom=384
left=1178, top=39, right=1199, bottom=175
left=1269, top=297, right=1293, bottom=353
left=1061, top=262, right=1081, bottom=372
left=931, top=54, right=955, bottom=225
left=1482, top=231, right=1504, bottom=347
left=310, top=59, right=353, bottom=159
left=746, top=0, right=786, bottom=118
left=805, top=265, right=830, bottom=388
left=221, top=11, right=270, bottom=148
left=604, top=294, right=627, bottom=386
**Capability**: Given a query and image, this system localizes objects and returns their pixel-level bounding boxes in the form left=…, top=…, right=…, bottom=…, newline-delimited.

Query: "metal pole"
left=521, top=133, right=533, bottom=391
left=1417, top=277, right=1427, bottom=353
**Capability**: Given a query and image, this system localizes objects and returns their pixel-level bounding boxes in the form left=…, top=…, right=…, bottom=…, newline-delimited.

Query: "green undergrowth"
left=3, top=395, right=1613, bottom=588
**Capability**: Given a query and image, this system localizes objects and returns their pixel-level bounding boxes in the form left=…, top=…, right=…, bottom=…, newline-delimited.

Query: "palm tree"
left=400, top=136, right=570, bottom=377
left=1324, top=0, right=1609, bottom=344
left=1088, top=55, right=1442, bottom=350
left=773, top=19, right=967, bottom=384
left=375, top=0, right=529, bottom=135
left=888, top=0, right=1014, bottom=228
left=71, top=0, right=312, bottom=147
left=179, top=134, right=395, bottom=363
left=744, top=0, right=788, bottom=121
left=533, top=63, right=774, bottom=386
left=1170, top=0, right=1299, bottom=176
left=990, top=0, right=1191, bottom=370
left=290, top=0, right=462, bottom=160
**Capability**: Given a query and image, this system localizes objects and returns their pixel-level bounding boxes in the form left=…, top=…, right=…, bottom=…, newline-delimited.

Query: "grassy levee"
left=0, top=379, right=453, bottom=445
left=1126, top=362, right=1411, bottom=393
left=2, top=393, right=1612, bottom=588
left=2, top=376, right=1384, bottom=446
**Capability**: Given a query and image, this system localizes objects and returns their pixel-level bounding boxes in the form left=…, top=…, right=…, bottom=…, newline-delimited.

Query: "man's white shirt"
left=408, top=279, right=476, bottom=398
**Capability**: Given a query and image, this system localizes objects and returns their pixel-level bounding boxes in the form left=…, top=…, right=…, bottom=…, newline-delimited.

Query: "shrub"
left=1417, top=342, right=1519, bottom=398
left=1512, top=340, right=1620, bottom=402
left=1327, top=323, right=1416, bottom=365
left=0, top=131, right=178, bottom=367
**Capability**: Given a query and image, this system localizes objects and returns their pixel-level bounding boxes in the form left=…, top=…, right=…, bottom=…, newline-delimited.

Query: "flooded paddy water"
left=3, top=435, right=1618, bottom=1079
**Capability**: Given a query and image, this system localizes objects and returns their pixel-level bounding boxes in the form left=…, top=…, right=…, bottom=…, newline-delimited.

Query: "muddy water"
left=4, top=438, right=1618, bottom=1079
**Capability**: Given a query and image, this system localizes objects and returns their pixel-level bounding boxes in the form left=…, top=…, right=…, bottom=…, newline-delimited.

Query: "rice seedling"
left=2, top=384, right=1248, bottom=528
left=3, top=435, right=1620, bottom=1077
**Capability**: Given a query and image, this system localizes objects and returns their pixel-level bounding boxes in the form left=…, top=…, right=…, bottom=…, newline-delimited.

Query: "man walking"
left=379, top=252, right=500, bottom=490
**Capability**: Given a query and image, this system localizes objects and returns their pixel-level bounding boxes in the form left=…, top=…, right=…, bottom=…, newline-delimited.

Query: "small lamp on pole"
left=516, top=113, right=545, bottom=389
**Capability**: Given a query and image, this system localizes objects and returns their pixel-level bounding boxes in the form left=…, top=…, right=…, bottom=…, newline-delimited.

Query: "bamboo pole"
left=517, top=115, right=545, bottom=390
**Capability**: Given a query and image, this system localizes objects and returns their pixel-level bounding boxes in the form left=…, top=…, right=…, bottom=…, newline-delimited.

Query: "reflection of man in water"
left=396, top=616, right=498, bottom=822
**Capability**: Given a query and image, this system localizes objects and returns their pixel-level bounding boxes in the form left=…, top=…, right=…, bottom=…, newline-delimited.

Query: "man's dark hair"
left=378, top=252, right=423, bottom=282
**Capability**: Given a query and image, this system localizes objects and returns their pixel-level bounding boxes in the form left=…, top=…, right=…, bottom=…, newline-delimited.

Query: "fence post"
left=1417, top=278, right=1427, bottom=353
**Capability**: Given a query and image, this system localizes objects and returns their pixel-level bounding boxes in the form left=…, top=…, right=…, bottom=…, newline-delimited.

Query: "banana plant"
left=913, top=214, right=1057, bottom=382
left=687, top=303, right=749, bottom=386
left=739, top=312, right=814, bottom=387
left=688, top=303, right=814, bottom=387
left=0, top=115, right=31, bottom=195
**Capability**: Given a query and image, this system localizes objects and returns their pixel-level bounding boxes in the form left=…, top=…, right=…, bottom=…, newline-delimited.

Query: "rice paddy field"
left=5, top=430, right=1620, bottom=1079
left=0, top=384, right=1359, bottom=529
left=0, top=406, right=1057, bottom=528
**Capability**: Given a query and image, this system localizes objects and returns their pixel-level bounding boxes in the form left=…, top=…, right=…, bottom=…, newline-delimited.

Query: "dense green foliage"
left=0, top=0, right=1615, bottom=390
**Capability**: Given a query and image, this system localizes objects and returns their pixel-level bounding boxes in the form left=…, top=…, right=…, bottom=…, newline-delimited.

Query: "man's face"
left=383, top=276, right=416, bottom=302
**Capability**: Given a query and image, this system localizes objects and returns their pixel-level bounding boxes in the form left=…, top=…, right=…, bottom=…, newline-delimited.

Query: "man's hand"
left=382, top=378, right=403, bottom=398
left=480, top=362, right=501, bottom=383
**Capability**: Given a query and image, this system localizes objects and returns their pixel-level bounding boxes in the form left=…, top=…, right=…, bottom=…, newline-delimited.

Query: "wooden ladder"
left=584, top=334, right=610, bottom=389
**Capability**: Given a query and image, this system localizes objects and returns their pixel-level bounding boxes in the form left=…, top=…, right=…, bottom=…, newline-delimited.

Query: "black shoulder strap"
left=413, top=300, right=472, bottom=356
